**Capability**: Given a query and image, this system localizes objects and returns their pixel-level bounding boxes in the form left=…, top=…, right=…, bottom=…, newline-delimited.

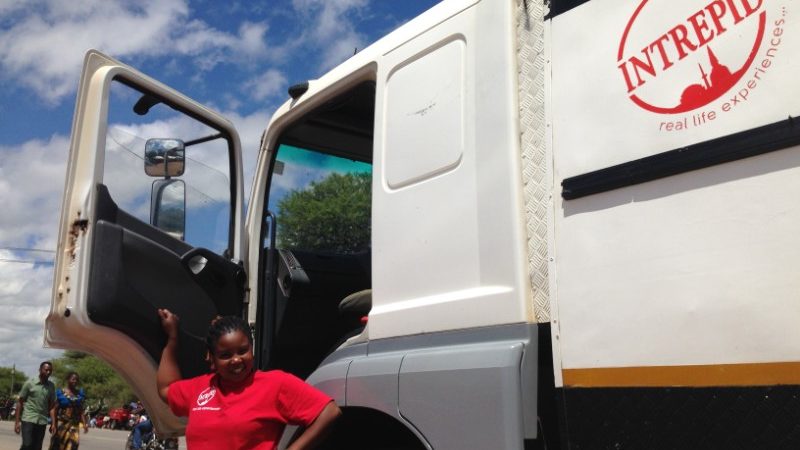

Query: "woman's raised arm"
left=156, top=308, right=182, bottom=403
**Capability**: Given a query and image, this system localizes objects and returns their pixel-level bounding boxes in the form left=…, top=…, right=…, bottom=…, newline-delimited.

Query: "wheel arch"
left=293, top=406, right=428, bottom=450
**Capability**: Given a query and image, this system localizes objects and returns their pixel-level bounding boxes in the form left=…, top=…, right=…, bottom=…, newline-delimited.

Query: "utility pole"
left=10, top=364, right=14, bottom=397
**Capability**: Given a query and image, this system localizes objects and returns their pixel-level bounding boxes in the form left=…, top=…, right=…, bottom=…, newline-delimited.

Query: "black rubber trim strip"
left=562, top=116, right=800, bottom=200
left=544, top=0, right=593, bottom=19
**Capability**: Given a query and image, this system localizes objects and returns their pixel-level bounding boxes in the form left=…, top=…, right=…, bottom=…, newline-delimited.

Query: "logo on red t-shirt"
left=196, top=387, right=216, bottom=406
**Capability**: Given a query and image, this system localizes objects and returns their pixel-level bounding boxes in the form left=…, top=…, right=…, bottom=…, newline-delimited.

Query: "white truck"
left=46, top=0, right=800, bottom=448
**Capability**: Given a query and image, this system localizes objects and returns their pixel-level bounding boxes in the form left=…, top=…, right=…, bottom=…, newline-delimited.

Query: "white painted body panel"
left=549, top=0, right=800, bottom=375
left=371, top=0, right=530, bottom=338
left=247, top=0, right=532, bottom=340
left=555, top=157, right=800, bottom=368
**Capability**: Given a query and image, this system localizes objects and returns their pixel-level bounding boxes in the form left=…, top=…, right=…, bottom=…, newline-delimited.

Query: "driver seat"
left=336, top=289, right=372, bottom=348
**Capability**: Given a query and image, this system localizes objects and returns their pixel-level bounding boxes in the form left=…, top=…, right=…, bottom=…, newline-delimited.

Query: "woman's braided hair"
left=206, top=315, right=253, bottom=353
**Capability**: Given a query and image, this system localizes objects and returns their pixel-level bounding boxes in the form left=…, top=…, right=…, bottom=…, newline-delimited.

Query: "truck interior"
left=258, top=80, right=376, bottom=379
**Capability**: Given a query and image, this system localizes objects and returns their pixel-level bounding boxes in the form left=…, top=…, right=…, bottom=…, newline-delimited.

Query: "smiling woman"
left=155, top=309, right=341, bottom=450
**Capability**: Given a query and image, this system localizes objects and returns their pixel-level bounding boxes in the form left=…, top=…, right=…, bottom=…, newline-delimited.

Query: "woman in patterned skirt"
left=49, top=372, right=88, bottom=450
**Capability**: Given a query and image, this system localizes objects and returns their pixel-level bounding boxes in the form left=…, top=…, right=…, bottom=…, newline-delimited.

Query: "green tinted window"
left=268, top=144, right=371, bottom=254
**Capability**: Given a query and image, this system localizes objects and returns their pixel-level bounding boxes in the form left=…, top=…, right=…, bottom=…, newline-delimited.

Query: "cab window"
left=270, top=144, right=371, bottom=255
left=104, top=79, right=233, bottom=255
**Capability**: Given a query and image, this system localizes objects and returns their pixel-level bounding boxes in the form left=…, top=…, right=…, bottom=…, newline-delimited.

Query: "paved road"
left=0, top=421, right=186, bottom=450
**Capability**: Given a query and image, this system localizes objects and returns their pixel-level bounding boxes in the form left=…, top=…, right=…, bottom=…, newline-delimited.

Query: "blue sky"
left=0, top=0, right=439, bottom=378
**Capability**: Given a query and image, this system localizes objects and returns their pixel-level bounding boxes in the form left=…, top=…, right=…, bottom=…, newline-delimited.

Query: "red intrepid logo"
left=618, top=0, right=767, bottom=114
left=196, top=387, right=216, bottom=406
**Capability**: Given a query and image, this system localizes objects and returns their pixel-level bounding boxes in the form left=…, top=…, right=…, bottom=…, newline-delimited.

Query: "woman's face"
left=211, top=330, right=254, bottom=383
left=68, top=374, right=79, bottom=388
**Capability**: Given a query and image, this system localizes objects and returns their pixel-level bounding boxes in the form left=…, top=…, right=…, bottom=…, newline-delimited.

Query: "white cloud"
left=0, top=252, right=63, bottom=378
left=0, top=0, right=26, bottom=15
left=223, top=109, right=272, bottom=199
left=297, top=0, right=369, bottom=42
left=0, top=135, right=69, bottom=250
left=0, top=0, right=185, bottom=104
left=0, top=0, right=390, bottom=106
left=243, top=69, right=287, bottom=102
left=172, top=20, right=269, bottom=70
left=0, top=0, right=272, bottom=104
left=237, top=22, right=270, bottom=55
left=0, top=136, right=68, bottom=377
left=319, top=34, right=364, bottom=70
left=290, top=0, right=370, bottom=71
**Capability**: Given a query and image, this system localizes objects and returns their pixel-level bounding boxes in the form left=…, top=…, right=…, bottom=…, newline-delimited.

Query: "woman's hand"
left=286, top=402, right=342, bottom=450
left=158, top=308, right=180, bottom=341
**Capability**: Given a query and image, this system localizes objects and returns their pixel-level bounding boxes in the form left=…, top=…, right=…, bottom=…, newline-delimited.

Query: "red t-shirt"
left=167, top=370, right=332, bottom=450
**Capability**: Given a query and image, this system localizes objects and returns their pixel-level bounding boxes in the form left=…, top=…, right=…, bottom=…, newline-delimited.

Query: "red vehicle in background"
left=107, top=406, right=132, bottom=430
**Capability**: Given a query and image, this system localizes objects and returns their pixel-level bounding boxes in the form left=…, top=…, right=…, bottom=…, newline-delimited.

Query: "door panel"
left=46, top=50, right=245, bottom=437
left=88, top=184, right=244, bottom=377
left=372, top=0, right=529, bottom=338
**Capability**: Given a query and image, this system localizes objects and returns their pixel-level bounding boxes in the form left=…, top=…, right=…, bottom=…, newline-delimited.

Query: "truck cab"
left=46, top=1, right=536, bottom=448
left=47, top=0, right=800, bottom=448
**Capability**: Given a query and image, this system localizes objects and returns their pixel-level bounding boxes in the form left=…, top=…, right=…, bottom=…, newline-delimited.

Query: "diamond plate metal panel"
left=516, top=0, right=550, bottom=322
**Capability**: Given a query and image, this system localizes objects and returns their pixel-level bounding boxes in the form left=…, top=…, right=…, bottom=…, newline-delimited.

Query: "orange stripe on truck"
left=562, top=362, right=800, bottom=387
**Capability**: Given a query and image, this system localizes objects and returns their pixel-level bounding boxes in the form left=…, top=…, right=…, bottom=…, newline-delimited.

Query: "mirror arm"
left=185, top=133, right=223, bottom=147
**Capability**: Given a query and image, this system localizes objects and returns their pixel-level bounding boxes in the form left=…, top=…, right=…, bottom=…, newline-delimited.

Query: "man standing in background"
left=14, top=361, right=56, bottom=450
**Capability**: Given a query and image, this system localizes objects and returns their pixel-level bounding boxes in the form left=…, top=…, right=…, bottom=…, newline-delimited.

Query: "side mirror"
left=145, top=138, right=185, bottom=177
left=150, top=179, right=186, bottom=240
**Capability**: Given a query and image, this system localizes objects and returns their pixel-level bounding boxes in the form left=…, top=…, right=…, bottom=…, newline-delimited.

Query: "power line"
left=0, top=258, right=54, bottom=265
left=0, top=247, right=56, bottom=264
left=0, top=247, right=55, bottom=253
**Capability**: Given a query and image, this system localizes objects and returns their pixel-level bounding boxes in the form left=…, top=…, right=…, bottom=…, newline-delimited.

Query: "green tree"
left=51, top=351, right=135, bottom=413
left=0, top=366, right=28, bottom=398
left=278, top=172, right=371, bottom=253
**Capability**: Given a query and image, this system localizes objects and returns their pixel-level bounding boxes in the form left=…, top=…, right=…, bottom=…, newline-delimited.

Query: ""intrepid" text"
left=619, top=0, right=763, bottom=93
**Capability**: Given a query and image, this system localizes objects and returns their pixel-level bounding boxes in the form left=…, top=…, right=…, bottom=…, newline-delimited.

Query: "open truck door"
left=45, top=50, right=246, bottom=436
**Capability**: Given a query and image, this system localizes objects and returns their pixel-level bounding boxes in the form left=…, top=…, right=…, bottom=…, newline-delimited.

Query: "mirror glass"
left=150, top=179, right=186, bottom=240
left=144, top=138, right=185, bottom=177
